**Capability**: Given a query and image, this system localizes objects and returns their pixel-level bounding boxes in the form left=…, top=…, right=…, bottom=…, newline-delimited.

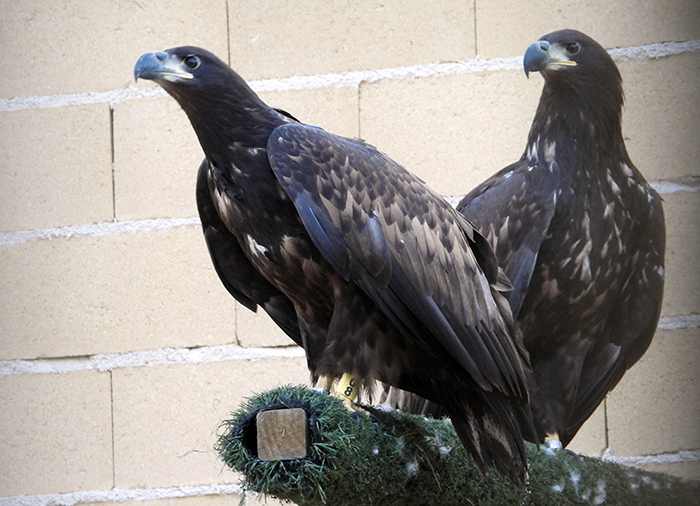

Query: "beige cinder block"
left=634, top=461, right=700, bottom=482
left=0, top=370, right=112, bottom=496
left=622, top=52, right=700, bottom=182
left=0, top=0, right=228, bottom=98
left=227, top=0, right=475, bottom=80
left=111, top=493, right=290, bottom=506
left=359, top=70, right=542, bottom=197
left=359, top=52, right=698, bottom=200
left=258, top=86, right=360, bottom=139
left=236, top=305, right=297, bottom=349
left=475, top=0, right=700, bottom=59
left=115, top=86, right=360, bottom=222
left=606, top=327, right=700, bottom=457
left=112, top=357, right=309, bottom=489
left=0, top=226, right=238, bottom=361
left=0, top=104, right=112, bottom=232
left=566, top=403, right=607, bottom=457
left=109, top=497, right=243, bottom=506
left=114, top=95, right=203, bottom=221
left=659, top=188, right=700, bottom=318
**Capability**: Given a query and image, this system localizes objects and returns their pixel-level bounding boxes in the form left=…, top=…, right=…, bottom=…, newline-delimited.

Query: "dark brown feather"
left=384, top=30, right=665, bottom=448
left=135, top=46, right=534, bottom=482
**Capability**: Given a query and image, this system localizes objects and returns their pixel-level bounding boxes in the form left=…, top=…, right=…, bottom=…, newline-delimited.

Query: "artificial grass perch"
left=216, top=385, right=699, bottom=505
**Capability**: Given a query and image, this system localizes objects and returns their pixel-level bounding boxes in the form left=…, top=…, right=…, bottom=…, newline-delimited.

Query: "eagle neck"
left=527, top=74, right=629, bottom=177
left=173, top=83, right=284, bottom=168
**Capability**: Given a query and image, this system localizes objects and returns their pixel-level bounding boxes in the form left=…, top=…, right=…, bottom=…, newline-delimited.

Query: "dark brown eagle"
left=134, top=47, right=533, bottom=482
left=385, top=29, right=666, bottom=449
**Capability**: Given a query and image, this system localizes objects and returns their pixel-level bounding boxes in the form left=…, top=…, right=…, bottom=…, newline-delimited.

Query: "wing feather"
left=196, top=159, right=302, bottom=345
left=458, top=160, right=559, bottom=318
left=268, top=123, right=528, bottom=398
left=563, top=190, right=665, bottom=443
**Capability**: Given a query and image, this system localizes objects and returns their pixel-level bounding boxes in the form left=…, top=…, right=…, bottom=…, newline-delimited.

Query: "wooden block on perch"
left=256, top=408, right=309, bottom=461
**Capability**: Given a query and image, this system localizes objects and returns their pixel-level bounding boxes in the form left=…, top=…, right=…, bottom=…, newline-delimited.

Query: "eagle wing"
left=267, top=123, right=528, bottom=398
left=565, top=187, right=665, bottom=443
left=196, top=159, right=302, bottom=346
left=458, top=160, right=559, bottom=319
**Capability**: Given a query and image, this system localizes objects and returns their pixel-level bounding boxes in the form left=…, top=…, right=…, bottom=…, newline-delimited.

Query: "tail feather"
left=446, top=393, right=530, bottom=484
left=380, top=383, right=534, bottom=483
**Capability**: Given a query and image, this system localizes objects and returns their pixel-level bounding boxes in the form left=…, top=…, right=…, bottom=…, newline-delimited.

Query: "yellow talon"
left=314, top=375, right=334, bottom=393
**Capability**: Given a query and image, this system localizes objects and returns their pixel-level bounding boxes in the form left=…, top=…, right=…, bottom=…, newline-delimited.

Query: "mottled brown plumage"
left=384, top=30, right=665, bottom=448
left=134, top=46, right=533, bottom=482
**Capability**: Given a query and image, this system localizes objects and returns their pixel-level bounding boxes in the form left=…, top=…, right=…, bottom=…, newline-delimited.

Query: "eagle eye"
left=566, top=42, right=581, bottom=55
left=184, top=55, right=201, bottom=70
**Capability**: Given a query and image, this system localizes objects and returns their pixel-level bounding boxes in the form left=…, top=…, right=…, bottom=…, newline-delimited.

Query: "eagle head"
left=523, top=29, right=617, bottom=81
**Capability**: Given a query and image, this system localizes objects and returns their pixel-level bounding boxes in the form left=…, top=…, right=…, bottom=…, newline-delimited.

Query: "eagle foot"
left=312, top=375, right=335, bottom=394
left=542, top=434, right=563, bottom=455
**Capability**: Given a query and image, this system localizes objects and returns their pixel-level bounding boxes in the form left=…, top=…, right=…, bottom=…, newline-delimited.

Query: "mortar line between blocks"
left=0, top=344, right=307, bottom=376
left=603, top=449, right=700, bottom=466
left=1, top=178, right=697, bottom=247
left=109, top=370, right=116, bottom=488
left=603, top=398, right=610, bottom=453
left=109, top=105, right=117, bottom=221
left=225, top=0, right=232, bottom=68
left=472, top=0, right=478, bottom=58
left=0, top=484, right=246, bottom=506
left=356, top=82, right=362, bottom=139
left=1, top=312, right=696, bottom=377
left=0, top=451, right=698, bottom=505
left=1, top=40, right=698, bottom=112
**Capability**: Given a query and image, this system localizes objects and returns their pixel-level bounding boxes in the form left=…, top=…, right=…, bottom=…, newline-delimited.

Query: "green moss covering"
left=216, top=385, right=699, bottom=506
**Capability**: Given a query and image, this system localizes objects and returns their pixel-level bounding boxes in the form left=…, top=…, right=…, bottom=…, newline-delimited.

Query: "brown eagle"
left=384, top=29, right=666, bottom=450
left=135, top=47, right=533, bottom=482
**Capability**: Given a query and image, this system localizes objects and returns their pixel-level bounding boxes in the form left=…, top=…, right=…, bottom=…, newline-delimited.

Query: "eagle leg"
left=313, top=373, right=361, bottom=412
left=335, top=373, right=359, bottom=403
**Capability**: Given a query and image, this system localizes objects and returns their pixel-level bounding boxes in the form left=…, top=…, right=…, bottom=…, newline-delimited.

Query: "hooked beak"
left=134, top=51, right=194, bottom=82
left=523, top=40, right=577, bottom=78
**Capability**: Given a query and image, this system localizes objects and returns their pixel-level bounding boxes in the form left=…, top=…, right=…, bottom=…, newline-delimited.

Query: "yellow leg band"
left=335, top=373, right=358, bottom=402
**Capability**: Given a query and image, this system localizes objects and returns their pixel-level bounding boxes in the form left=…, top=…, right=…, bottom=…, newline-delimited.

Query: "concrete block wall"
left=1, top=0, right=698, bottom=503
